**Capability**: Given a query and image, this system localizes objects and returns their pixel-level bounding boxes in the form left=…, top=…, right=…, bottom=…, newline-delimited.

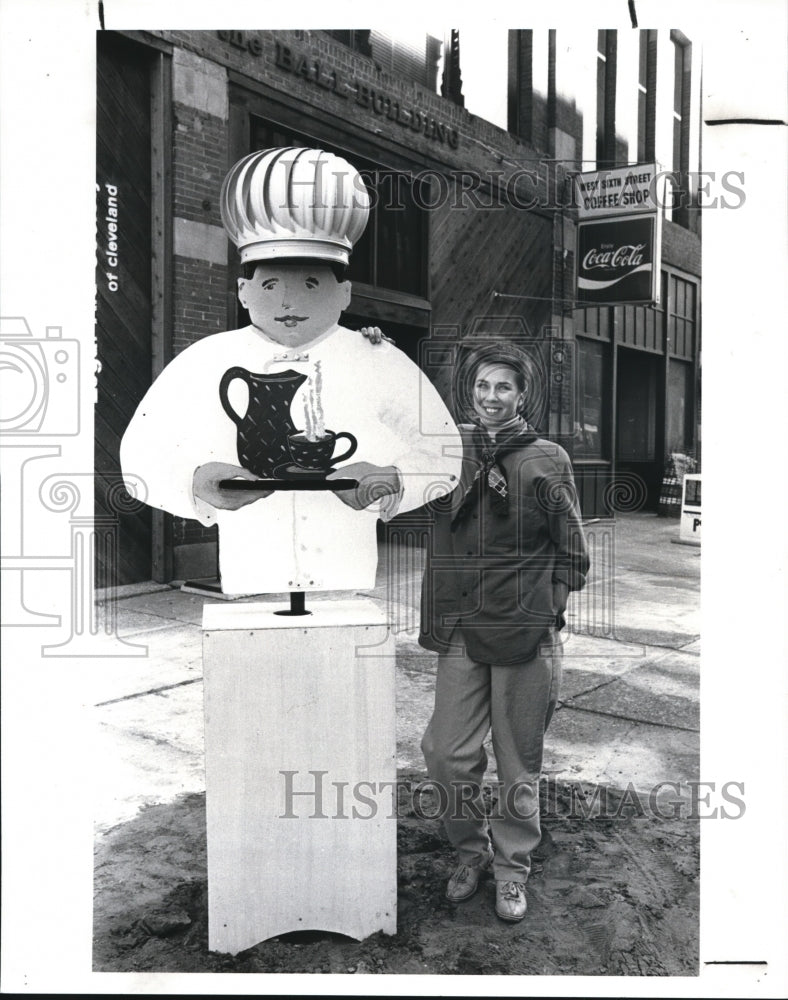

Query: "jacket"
left=418, top=422, right=589, bottom=664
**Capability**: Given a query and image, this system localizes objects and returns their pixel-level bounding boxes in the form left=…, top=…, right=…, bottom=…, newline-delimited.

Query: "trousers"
left=421, top=627, right=562, bottom=880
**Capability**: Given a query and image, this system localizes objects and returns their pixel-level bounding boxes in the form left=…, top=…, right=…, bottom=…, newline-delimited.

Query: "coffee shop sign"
left=217, top=31, right=460, bottom=150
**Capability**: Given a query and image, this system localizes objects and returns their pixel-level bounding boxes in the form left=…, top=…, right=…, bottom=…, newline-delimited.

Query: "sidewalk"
left=93, top=511, right=700, bottom=835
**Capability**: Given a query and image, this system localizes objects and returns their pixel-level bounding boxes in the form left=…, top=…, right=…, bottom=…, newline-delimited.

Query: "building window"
left=667, top=359, right=695, bottom=455
left=322, top=30, right=372, bottom=59
left=671, top=30, right=692, bottom=227
left=637, top=29, right=657, bottom=162
left=667, top=272, right=697, bottom=360
left=596, top=30, right=617, bottom=168
left=355, top=170, right=428, bottom=297
left=324, top=30, right=442, bottom=91
left=372, top=30, right=443, bottom=92
left=671, top=32, right=691, bottom=174
left=574, top=337, right=609, bottom=459
left=249, top=117, right=428, bottom=299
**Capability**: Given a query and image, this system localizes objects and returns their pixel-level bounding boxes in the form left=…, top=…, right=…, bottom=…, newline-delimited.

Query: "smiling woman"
left=471, top=362, right=527, bottom=431
left=419, top=346, right=589, bottom=923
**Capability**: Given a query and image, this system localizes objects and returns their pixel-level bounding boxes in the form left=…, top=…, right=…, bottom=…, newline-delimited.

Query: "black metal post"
left=274, top=590, right=310, bottom=616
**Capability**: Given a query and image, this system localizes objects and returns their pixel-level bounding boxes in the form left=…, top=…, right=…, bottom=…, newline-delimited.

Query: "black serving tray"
left=219, top=478, right=358, bottom=492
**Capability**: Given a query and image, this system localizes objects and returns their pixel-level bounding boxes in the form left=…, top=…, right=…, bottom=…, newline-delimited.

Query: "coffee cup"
left=288, top=429, right=357, bottom=472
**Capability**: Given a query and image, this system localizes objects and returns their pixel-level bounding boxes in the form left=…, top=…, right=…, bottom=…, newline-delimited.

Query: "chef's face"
left=472, top=363, right=525, bottom=428
left=238, top=262, right=351, bottom=346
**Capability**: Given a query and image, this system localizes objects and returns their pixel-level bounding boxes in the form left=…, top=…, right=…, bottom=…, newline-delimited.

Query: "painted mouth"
left=275, top=316, right=308, bottom=328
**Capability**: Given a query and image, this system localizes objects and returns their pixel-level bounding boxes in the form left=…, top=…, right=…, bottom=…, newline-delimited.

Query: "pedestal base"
left=202, top=599, right=396, bottom=955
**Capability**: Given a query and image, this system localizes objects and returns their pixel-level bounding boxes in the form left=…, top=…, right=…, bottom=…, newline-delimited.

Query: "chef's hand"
left=360, top=326, right=395, bottom=346
left=327, top=462, right=401, bottom=510
left=193, top=462, right=272, bottom=511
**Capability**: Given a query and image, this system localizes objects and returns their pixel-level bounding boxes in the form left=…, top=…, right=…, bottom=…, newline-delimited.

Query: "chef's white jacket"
left=121, top=323, right=462, bottom=594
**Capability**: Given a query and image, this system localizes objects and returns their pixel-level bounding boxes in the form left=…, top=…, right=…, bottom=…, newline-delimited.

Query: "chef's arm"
left=193, top=462, right=272, bottom=514
left=326, top=462, right=402, bottom=511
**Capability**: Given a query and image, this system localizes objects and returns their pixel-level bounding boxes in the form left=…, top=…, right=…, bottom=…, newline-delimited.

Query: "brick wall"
left=172, top=258, right=227, bottom=355
left=663, top=220, right=701, bottom=277
left=173, top=103, right=227, bottom=229
left=169, top=48, right=231, bottom=565
left=157, top=29, right=555, bottom=199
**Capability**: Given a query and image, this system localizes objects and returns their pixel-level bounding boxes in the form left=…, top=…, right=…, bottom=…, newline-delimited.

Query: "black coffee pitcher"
left=219, top=367, right=308, bottom=478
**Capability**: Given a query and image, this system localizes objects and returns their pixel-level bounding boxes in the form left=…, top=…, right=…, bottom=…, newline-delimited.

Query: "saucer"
left=273, top=463, right=336, bottom=480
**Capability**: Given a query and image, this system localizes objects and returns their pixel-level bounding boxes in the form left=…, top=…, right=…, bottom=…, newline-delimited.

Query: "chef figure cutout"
left=121, top=148, right=462, bottom=594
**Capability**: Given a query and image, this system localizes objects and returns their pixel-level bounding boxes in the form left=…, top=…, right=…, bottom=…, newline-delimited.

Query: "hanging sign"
left=576, top=214, right=660, bottom=304
left=574, top=163, right=660, bottom=218
left=574, top=163, right=662, bottom=305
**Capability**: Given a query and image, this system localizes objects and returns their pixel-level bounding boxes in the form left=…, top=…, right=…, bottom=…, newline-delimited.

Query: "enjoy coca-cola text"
left=582, top=244, right=646, bottom=270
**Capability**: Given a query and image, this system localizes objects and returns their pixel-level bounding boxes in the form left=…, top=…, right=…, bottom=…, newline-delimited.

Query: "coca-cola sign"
left=576, top=216, right=659, bottom=304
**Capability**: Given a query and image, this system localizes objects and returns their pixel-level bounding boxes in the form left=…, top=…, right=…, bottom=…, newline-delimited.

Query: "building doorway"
left=616, top=347, right=664, bottom=510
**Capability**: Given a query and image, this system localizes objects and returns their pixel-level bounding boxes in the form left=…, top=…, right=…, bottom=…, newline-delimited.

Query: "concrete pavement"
left=93, top=511, right=700, bottom=835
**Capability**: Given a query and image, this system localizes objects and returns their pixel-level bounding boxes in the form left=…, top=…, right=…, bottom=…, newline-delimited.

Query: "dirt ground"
left=93, top=776, right=698, bottom=976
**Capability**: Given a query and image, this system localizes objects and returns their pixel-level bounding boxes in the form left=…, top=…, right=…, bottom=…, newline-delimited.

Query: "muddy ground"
left=94, top=776, right=698, bottom=976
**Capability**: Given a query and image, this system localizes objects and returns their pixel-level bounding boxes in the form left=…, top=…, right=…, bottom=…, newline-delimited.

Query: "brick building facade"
left=95, top=27, right=702, bottom=586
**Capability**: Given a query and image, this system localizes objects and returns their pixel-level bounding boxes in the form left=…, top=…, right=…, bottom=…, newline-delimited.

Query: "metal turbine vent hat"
left=220, top=147, right=371, bottom=267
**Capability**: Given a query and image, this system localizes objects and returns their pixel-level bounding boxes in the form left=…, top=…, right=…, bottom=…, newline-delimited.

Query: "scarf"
left=451, top=418, right=538, bottom=529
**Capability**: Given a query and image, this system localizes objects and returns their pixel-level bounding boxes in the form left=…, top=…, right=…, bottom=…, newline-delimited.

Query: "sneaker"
left=445, top=845, right=494, bottom=902
left=495, top=880, right=527, bottom=921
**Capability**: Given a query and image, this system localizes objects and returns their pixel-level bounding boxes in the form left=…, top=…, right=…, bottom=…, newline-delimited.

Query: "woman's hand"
left=359, top=326, right=395, bottom=346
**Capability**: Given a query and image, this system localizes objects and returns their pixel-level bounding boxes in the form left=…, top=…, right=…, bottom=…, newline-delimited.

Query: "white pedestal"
left=202, top=598, right=397, bottom=955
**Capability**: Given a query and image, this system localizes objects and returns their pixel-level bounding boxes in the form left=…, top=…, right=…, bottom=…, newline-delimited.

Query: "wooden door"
left=95, top=33, right=154, bottom=587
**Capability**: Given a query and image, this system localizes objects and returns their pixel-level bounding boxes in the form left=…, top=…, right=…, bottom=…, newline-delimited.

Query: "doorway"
left=616, top=347, right=664, bottom=510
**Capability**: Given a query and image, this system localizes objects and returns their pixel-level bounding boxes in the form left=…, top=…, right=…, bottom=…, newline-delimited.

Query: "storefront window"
left=667, top=358, right=694, bottom=455
left=574, top=337, right=608, bottom=459
left=373, top=171, right=427, bottom=295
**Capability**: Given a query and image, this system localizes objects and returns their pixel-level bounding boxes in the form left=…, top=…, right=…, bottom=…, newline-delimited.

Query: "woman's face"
left=471, top=363, right=525, bottom=428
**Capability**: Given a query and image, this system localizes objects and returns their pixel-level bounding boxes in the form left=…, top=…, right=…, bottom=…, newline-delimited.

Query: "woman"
left=419, top=346, right=589, bottom=922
